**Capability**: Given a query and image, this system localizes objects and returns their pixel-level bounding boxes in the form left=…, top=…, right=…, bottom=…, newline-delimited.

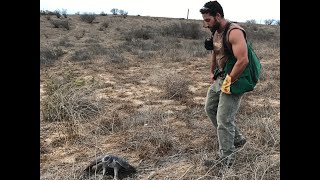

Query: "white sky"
left=40, top=0, right=280, bottom=23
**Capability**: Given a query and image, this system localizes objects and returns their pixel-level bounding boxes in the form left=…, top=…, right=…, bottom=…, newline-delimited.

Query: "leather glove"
left=221, top=74, right=232, bottom=94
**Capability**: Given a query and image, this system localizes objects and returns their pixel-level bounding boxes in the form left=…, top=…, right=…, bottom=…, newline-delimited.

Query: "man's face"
left=202, top=13, right=220, bottom=32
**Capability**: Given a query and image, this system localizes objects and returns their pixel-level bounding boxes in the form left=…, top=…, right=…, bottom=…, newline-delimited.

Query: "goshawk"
left=81, top=154, right=136, bottom=180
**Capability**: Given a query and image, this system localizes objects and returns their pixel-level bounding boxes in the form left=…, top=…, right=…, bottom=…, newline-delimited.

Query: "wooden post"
left=187, top=9, right=189, bottom=20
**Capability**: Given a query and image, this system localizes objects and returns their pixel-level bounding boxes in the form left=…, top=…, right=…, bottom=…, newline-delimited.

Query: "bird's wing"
left=114, top=156, right=133, bottom=169
left=83, top=156, right=104, bottom=173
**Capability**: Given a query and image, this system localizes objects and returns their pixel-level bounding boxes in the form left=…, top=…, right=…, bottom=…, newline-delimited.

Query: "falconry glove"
left=221, top=74, right=232, bottom=94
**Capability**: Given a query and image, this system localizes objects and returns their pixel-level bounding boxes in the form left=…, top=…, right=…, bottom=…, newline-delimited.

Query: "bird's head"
left=102, top=155, right=113, bottom=163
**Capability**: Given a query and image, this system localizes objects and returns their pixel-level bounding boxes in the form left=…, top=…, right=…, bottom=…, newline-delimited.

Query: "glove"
left=221, top=74, right=232, bottom=94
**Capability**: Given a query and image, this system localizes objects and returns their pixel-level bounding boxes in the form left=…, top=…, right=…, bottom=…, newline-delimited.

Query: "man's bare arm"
left=228, top=29, right=249, bottom=83
left=210, top=50, right=217, bottom=83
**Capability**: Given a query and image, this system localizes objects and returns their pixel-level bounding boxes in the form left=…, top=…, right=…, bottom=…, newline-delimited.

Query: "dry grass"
left=40, top=14, right=280, bottom=180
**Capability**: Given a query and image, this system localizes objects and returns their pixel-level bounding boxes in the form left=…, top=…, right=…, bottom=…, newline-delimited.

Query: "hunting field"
left=40, top=14, right=280, bottom=180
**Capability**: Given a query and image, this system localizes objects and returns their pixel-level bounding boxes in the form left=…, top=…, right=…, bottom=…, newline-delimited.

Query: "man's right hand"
left=210, top=72, right=215, bottom=84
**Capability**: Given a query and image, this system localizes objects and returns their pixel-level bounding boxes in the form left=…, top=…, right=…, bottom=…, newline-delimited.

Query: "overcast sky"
left=40, top=0, right=280, bottom=23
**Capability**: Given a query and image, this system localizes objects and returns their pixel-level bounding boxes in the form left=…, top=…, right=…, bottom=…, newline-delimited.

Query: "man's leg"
left=205, top=79, right=245, bottom=144
left=204, top=81, right=220, bottom=128
left=216, top=92, right=243, bottom=166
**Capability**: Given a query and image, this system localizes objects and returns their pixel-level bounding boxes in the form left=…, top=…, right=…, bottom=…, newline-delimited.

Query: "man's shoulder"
left=229, top=22, right=245, bottom=32
left=227, top=22, right=246, bottom=39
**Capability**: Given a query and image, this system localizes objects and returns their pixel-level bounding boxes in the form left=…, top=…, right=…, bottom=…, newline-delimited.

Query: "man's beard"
left=210, top=18, right=220, bottom=33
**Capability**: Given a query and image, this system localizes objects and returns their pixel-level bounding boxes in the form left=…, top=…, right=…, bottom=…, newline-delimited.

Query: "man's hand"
left=210, top=72, right=215, bottom=84
left=221, top=74, right=232, bottom=94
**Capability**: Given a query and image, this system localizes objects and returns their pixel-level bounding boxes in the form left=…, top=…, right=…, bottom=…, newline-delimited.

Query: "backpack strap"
left=223, top=22, right=248, bottom=56
left=211, top=21, right=232, bottom=79
left=222, top=21, right=232, bottom=56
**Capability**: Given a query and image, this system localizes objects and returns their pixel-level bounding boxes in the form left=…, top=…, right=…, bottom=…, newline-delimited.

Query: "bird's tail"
left=127, top=164, right=136, bottom=172
left=116, top=164, right=136, bottom=179
left=78, top=156, right=104, bottom=179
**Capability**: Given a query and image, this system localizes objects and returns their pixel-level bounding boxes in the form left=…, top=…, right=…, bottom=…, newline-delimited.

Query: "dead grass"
left=40, top=14, right=279, bottom=180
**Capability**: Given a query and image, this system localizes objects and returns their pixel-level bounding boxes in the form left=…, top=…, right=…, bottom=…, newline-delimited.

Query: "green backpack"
left=220, top=22, right=261, bottom=94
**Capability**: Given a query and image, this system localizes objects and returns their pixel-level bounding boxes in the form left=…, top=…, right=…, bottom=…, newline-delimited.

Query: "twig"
left=178, top=165, right=194, bottom=180
left=196, top=144, right=247, bottom=180
left=168, top=88, right=183, bottom=100
left=72, top=160, right=75, bottom=179
left=260, top=161, right=279, bottom=180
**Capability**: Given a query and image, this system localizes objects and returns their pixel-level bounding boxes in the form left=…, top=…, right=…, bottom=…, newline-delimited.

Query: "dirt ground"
left=40, top=14, right=280, bottom=180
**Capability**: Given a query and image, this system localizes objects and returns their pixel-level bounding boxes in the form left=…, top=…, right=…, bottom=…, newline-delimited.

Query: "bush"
left=54, top=10, right=61, bottom=18
left=61, top=9, right=67, bottom=18
left=124, top=27, right=154, bottom=41
left=101, top=21, right=109, bottom=28
left=100, top=11, right=107, bottom=16
left=110, top=8, right=118, bottom=15
left=57, top=37, right=73, bottom=47
left=246, top=19, right=257, bottom=24
left=50, top=19, right=70, bottom=30
left=71, top=49, right=91, bottom=61
left=264, top=19, right=275, bottom=25
left=74, top=29, right=86, bottom=40
left=161, top=22, right=204, bottom=39
left=119, top=9, right=128, bottom=18
left=40, top=46, right=64, bottom=66
left=42, top=74, right=105, bottom=122
left=150, top=71, right=191, bottom=100
left=163, top=74, right=190, bottom=99
left=80, top=13, right=95, bottom=23
left=40, top=10, right=56, bottom=16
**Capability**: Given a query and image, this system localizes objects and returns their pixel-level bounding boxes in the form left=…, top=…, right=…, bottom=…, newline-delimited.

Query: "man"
left=200, top=1, right=248, bottom=168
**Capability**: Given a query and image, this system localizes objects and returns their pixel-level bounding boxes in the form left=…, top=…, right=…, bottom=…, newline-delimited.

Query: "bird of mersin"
left=80, top=154, right=136, bottom=180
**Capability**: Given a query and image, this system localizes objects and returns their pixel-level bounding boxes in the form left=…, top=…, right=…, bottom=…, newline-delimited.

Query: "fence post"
left=187, top=9, right=189, bottom=20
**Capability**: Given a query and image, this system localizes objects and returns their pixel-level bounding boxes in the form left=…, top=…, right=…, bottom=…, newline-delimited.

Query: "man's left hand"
left=221, top=74, right=232, bottom=94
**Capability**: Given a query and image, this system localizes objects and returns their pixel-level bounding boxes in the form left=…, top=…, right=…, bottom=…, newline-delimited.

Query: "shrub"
left=161, top=22, right=204, bottom=39
left=264, top=19, right=275, bottom=25
left=119, top=10, right=128, bottom=18
left=42, top=73, right=105, bottom=122
left=108, top=49, right=126, bottom=64
left=100, top=11, right=107, bottom=16
left=100, top=21, right=109, bottom=29
left=150, top=71, right=191, bottom=100
left=71, top=49, right=91, bottom=61
left=61, top=9, right=67, bottom=18
left=80, top=13, right=95, bottom=23
left=246, top=19, right=257, bottom=24
left=40, top=46, right=64, bottom=66
left=124, top=27, right=154, bottom=41
left=74, top=29, right=86, bottom=40
left=110, top=8, right=119, bottom=15
left=54, top=9, right=61, bottom=18
left=163, top=74, right=190, bottom=99
left=50, top=19, right=70, bottom=30
left=57, top=37, right=73, bottom=47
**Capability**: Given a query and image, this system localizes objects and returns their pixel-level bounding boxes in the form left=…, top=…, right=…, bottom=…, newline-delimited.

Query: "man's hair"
left=200, top=1, right=224, bottom=17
